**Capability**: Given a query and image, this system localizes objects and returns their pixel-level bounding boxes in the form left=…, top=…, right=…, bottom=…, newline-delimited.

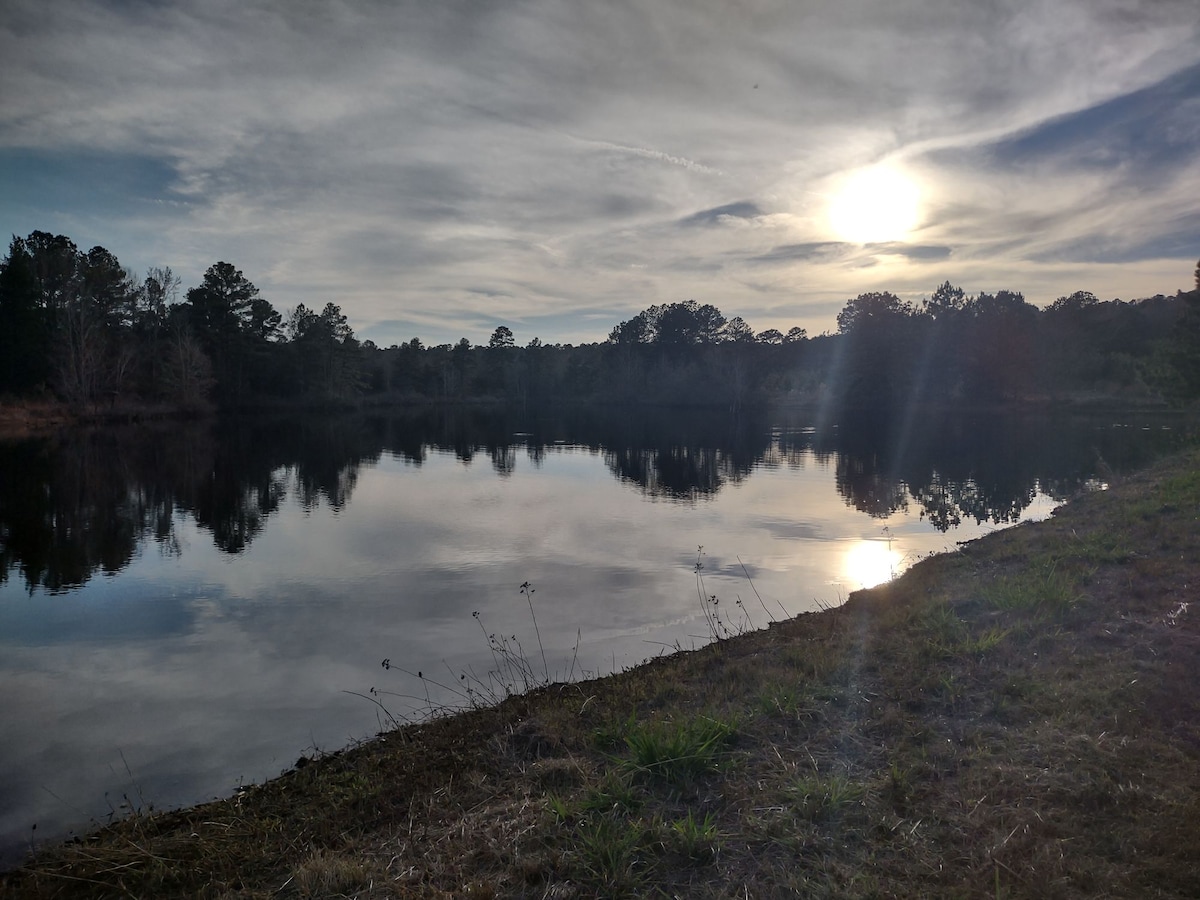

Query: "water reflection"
left=843, top=537, right=904, bottom=590
left=0, top=407, right=1189, bottom=593
left=0, top=405, right=1191, bottom=867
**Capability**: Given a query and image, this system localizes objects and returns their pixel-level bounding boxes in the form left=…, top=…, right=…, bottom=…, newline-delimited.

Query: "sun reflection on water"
left=843, top=539, right=905, bottom=590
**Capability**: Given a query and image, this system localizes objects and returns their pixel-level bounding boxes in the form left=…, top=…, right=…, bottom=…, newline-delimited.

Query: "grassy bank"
left=0, top=399, right=78, bottom=437
left=4, top=450, right=1199, bottom=899
left=0, top=397, right=218, bottom=439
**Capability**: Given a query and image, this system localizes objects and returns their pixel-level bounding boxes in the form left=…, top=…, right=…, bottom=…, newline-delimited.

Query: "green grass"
left=961, top=624, right=1011, bottom=655
left=785, top=770, right=868, bottom=821
left=619, top=714, right=738, bottom=785
left=668, top=810, right=719, bottom=863
left=982, top=563, right=1081, bottom=613
left=577, top=772, right=641, bottom=815
left=577, top=815, right=644, bottom=887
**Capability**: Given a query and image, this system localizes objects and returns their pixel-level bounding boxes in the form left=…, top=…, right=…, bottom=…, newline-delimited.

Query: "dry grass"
left=0, top=398, right=213, bottom=440
left=0, top=398, right=75, bottom=437
left=4, top=449, right=1200, bottom=898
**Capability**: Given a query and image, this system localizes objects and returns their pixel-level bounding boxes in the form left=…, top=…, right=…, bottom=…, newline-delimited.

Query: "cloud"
left=1030, top=212, right=1200, bottom=266
left=984, top=61, right=1200, bottom=177
left=570, top=136, right=722, bottom=175
left=678, top=201, right=765, bottom=227
left=1, top=0, right=1199, bottom=345
left=752, top=242, right=851, bottom=264
left=910, top=60, right=1200, bottom=270
left=867, top=243, right=952, bottom=261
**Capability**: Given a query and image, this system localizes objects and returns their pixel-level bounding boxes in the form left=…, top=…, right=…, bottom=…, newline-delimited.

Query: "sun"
left=827, top=166, right=921, bottom=244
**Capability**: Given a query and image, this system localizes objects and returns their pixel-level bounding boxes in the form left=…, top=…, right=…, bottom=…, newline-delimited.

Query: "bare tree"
left=54, top=292, right=105, bottom=405
left=160, top=319, right=215, bottom=408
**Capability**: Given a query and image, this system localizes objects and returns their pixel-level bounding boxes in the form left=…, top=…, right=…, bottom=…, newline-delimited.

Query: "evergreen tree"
left=0, top=237, right=51, bottom=392
left=185, top=262, right=281, bottom=400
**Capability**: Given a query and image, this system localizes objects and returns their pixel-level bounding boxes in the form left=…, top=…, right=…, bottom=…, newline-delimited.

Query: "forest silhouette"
left=2, top=231, right=1200, bottom=412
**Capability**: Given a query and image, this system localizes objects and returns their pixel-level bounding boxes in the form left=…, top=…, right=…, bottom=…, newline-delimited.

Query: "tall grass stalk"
left=738, top=554, right=789, bottom=621
left=521, top=580, right=549, bottom=682
left=694, top=546, right=721, bottom=640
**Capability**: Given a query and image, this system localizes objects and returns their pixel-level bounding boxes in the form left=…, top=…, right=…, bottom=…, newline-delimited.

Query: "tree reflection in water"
left=0, top=406, right=1188, bottom=593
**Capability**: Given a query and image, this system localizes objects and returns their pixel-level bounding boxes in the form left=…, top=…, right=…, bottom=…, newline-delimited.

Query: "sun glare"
left=827, top=166, right=921, bottom=244
left=843, top=539, right=904, bottom=590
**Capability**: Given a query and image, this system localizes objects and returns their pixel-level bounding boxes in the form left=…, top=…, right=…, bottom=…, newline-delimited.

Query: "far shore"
left=0, top=390, right=1183, bottom=443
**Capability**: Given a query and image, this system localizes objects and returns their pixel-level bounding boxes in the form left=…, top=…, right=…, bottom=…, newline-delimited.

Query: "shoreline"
left=3, top=445, right=1198, bottom=897
left=0, top=392, right=1186, bottom=442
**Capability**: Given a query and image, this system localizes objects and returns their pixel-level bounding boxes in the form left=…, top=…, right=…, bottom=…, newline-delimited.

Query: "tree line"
left=2, top=230, right=1198, bottom=412
left=0, top=232, right=363, bottom=409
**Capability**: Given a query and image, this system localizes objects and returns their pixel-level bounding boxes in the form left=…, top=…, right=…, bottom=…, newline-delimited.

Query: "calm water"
left=0, top=405, right=1188, bottom=864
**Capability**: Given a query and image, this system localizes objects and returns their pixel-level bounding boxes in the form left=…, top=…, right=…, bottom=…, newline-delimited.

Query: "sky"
left=2, top=0, right=1199, bottom=348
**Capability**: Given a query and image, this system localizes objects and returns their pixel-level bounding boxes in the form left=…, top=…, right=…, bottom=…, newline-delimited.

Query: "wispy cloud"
left=569, top=135, right=722, bottom=175
left=1, top=0, right=1197, bottom=345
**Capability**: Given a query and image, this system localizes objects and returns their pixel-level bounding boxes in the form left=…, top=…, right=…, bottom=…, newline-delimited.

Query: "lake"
left=0, top=404, right=1188, bottom=865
